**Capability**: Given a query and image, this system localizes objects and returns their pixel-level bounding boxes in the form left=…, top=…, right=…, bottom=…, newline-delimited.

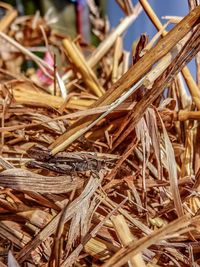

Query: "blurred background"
left=0, top=0, right=190, bottom=44
left=0, top=0, right=197, bottom=79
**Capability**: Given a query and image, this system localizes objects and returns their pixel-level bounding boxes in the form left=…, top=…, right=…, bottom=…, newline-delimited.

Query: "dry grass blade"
left=50, top=6, right=200, bottom=153
left=0, top=168, right=83, bottom=193
left=59, top=3, right=142, bottom=88
left=111, top=214, right=146, bottom=267
left=158, top=114, right=184, bottom=217
left=16, top=172, right=102, bottom=263
left=61, top=197, right=128, bottom=267
left=102, top=215, right=195, bottom=267
left=139, top=0, right=200, bottom=110
left=112, top=24, right=200, bottom=150
left=0, top=3, right=17, bottom=32
left=51, top=77, right=144, bottom=155
left=63, top=39, right=105, bottom=97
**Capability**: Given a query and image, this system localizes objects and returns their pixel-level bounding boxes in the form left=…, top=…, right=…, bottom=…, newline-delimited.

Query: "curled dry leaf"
left=0, top=168, right=83, bottom=193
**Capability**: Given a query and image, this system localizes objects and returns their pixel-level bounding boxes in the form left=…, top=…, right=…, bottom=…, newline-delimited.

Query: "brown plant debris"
left=0, top=1, right=200, bottom=266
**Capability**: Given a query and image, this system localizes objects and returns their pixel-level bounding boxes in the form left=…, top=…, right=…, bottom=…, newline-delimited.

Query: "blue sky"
left=107, top=0, right=196, bottom=81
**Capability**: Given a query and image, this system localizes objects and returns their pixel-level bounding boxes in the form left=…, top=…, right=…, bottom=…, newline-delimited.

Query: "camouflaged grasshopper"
left=26, top=145, right=113, bottom=174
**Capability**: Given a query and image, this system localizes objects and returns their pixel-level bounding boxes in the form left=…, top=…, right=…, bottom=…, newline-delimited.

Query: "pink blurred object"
left=36, top=52, right=54, bottom=85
